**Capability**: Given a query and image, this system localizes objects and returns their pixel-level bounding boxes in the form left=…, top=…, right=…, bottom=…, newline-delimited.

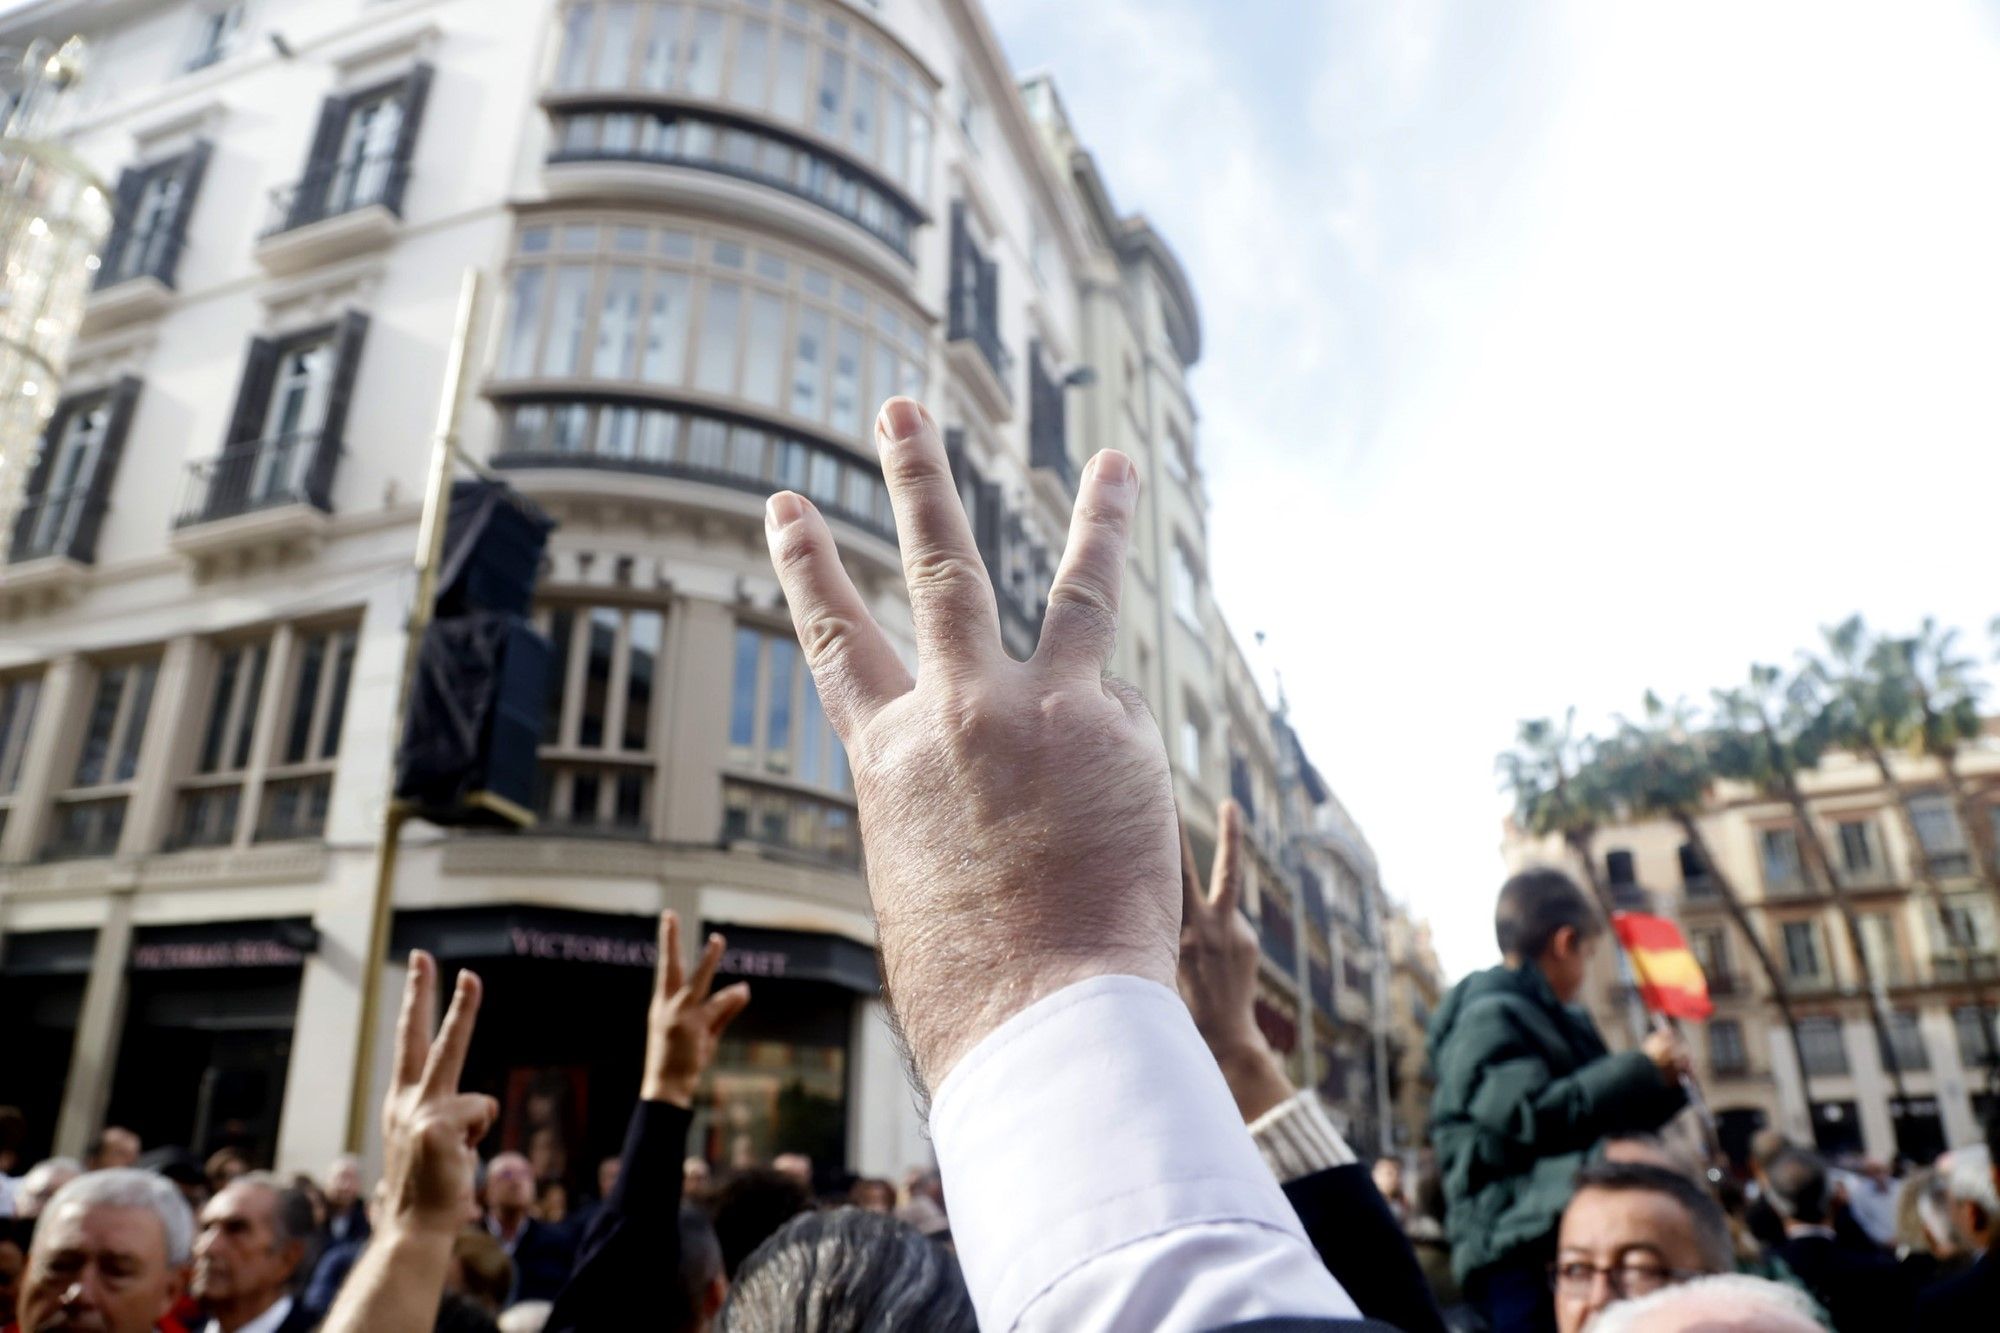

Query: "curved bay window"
left=551, top=0, right=933, bottom=203
left=496, top=218, right=927, bottom=441
left=549, top=108, right=920, bottom=259
left=722, top=624, right=856, bottom=867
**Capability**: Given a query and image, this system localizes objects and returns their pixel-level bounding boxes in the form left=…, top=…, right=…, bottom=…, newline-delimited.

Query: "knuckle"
left=770, top=524, right=826, bottom=574
left=882, top=445, right=951, bottom=489
left=799, top=611, right=863, bottom=669
left=1046, top=577, right=1117, bottom=626
left=904, top=549, right=988, bottom=599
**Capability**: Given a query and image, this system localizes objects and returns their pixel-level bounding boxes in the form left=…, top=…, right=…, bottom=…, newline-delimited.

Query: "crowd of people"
left=0, top=398, right=1995, bottom=1330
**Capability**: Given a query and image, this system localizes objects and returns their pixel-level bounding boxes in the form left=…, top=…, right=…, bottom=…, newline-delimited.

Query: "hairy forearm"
left=320, top=1225, right=454, bottom=1333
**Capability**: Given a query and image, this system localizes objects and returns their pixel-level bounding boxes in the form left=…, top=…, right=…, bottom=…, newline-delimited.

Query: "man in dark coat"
left=1914, top=1105, right=2000, bottom=1329
left=1427, top=869, right=1689, bottom=1333
left=1765, top=1146, right=1912, bottom=1332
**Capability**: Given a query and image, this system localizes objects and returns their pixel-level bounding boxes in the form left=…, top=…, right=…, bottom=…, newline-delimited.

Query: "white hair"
left=1587, top=1274, right=1821, bottom=1333
left=498, top=1300, right=553, bottom=1333
left=41, top=1168, right=196, bottom=1266
left=17, top=1156, right=83, bottom=1202
left=1943, top=1144, right=1999, bottom=1215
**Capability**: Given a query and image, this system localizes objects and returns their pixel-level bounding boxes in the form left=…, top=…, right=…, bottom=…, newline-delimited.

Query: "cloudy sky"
left=989, top=0, right=2000, bottom=979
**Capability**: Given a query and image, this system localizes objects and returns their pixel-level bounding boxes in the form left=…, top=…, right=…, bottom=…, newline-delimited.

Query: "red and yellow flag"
left=1611, top=912, right=1714, bottom=1021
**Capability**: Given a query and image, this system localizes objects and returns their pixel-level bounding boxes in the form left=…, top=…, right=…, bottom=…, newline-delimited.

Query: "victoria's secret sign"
left=502, top=927, right=789, bottom=977
left=131, top=940, right=304, bottom=971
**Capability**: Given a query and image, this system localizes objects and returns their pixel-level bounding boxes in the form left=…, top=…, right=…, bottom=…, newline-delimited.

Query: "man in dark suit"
left=1915, top=1107, right=2000, bottom=1328
left=191, top=1173, right=320, bottom=1332
left=317, top=1155, right=370, bottom=1252
left=1766, top=1147, right=1912, bottom=1332
left=484, top=1151, right=576, bottom=1304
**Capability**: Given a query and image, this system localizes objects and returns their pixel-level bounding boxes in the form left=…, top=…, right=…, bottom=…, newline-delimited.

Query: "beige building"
left=0, top=0, right=1410, bottom=1181
left=1502, top=731, right=2000, bottom=1165
left=1383, top=903, right=1445, bottom=1153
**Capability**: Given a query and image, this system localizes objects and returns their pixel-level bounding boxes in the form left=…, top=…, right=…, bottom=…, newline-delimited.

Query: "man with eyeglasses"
left=1550, top=1161, right=1733, bottom=1333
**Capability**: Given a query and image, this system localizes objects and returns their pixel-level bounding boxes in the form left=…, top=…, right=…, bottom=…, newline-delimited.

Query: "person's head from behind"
left=1495, top=868, right=1602, bottom=1002
left=191, top=1173, right=314, bottom=1319
left=667, top=1205, right=727, bottom=1333
left=447, top=1226, right=514, bottom=1316
left=1554, top=1160, right=1734, bottom=1333
left=848, top=1178, right=895, bottom=1214
left=1942, top=1144, right=1998, bottom=1253
left=772, top=1153, right=813, bottom=1191
left=1747, top=1127, right=1790, bottom=1186
left=84, top=1127, right=141, bottom=1173
left=18, top=1158, right=84, bottom=1220
left=1898, top=1167, right=1960, bottom=1260
left=19, top=1168, right=193, bottom=1333
left=1586, top=1273, right=1821, bottom=1333
left=1762, top=1147, right=1831, bottom=1228
left=710, top=1168, right=812, bottom=1279
left=203, top=1147, right=249, bottom=1194
left=718, top=1206, right=973, bottom=1333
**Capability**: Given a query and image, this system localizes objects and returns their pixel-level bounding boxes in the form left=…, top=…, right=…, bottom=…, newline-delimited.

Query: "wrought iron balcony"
left=262, top=152, right=409, bottom=238
left=948, top=284, right=1011, bottom=385
left=8, top=487, right=99, bottom=564
left=175, top=433, right=336, bottom=528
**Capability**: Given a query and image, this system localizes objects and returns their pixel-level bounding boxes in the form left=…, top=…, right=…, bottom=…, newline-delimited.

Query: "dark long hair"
left=717, top=1206, right=975, bottom=1333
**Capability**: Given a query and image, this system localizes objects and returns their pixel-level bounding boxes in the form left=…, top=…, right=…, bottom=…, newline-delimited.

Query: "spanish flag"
left=1611, top=912, right=1714, bottom=1021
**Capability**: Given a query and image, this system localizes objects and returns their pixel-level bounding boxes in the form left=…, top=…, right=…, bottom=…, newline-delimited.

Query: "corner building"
left=0, top=0, right=1387, bottom=1181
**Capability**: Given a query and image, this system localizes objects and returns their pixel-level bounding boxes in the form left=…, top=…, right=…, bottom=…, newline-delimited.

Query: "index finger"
left=394, top=951, right=437, bottom=1091
left=656, top=911, right=683, bottom=999
left=874, top=397, right=1002, bottom=670
left=1210, top=800, right=1243, bottom=914
left=419, top=968, right=483, bottom=1100
left=687, top=933, right=726, bottom=1003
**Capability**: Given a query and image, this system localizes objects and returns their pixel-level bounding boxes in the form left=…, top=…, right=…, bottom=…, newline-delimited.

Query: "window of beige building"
left=537, top=604, right=664, bottom=833
left=1797, top=1016, right=1848, bottom=1076
left=1879, top=1011, right=1929, bottom=1072
left=1780, top=919, right=1823, bottom=982
left=1758, top=827, right=1805, bottom=893
left=1707, top=1018, right=1747, bottom=1074
left=1909, top=794, right=1971, bottom=877
left=173, top=622, right=359, bottom=850
left=0, top=672, right=43, bottom=845
left=1834, top=817, right=1880, bottom=881
left=551, top=0, right=933, bottom=201
left=723, top=624, right=855, bottom=865
left=1171, top=540, right=1201, bottom=631
left=46, top=656, right=159, bottom=859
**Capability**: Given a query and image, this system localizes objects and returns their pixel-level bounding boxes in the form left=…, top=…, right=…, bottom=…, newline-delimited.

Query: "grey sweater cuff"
left=1248, top=1091, right=1357, bottom=1182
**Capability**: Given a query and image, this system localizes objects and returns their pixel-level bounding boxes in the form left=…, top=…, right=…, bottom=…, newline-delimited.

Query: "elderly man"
left=1551, top=1161, right=1735, bottom=1333
left=15, top=1168, right=192, bottom=1333
left=1917, top=1125, right=2000, bottom=1326
left=192, top=1173, right=318, bottom=1333
left=484, top=1152, right=575, bottom=1304
left=11, top=1158, right=82, bottom=1220
left=1765, top=1146, right=1910, bottom=1332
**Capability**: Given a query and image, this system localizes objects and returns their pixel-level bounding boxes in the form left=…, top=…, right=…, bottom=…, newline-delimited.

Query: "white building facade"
left=0, top=0, right=1388, bottom=1182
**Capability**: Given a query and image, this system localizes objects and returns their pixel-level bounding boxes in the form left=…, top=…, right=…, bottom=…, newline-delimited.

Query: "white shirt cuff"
left=929, top=974, right=1359, bottom=1332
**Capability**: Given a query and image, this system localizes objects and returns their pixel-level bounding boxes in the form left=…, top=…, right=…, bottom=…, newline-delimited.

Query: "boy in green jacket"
left=1427, top=869, right=1689, bottom=1333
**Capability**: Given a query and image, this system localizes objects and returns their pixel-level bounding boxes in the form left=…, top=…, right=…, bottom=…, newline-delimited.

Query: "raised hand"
left=1178, top=801, right=1295, bottom=1122
left=763, top=396, right=1177, bottom=1091
left=380, top=952, right=497, bottom=1236
left=643, top=911, right=752, bottom=1108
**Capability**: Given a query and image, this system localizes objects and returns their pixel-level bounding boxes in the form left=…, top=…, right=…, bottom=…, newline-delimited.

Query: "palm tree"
left=1603, top=694, right=1817, bottom=1112
left=1808, top=615, right=2000, bottom=1087
left=1879, top=619, right=2000, bottom=914
left=1710, top=665, right=1910, bottom=1120
left=1498, top=711, right=1620, bottom=924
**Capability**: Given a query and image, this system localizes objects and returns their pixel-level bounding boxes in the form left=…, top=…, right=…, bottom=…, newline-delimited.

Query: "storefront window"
left=537, top=603, right=666, bottom=834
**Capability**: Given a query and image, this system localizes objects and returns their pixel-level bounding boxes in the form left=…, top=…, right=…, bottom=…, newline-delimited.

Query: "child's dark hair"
left=1495, top=868, right=1601, bottom=958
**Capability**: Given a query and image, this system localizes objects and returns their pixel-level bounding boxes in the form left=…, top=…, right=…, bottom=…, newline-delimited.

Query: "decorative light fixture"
left=0, top=37, right=111, bottom=540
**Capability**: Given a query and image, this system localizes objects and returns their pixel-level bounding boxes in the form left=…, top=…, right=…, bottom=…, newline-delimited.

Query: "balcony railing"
left=8, top=486, right=98, bottom=564
left=1706, top=971, right=1748, bottom=997
left=1258, top=901, right=1298, bottom=978
left=1710, top=1058, right=1757, bottom=1080
left=493, top=399, right=895, bottom=544
left=41, top=796, right=126, bottom=861
left=1309, top=959, right=1336, bottom=1019
left=948, top=284, right=1012, bottom=385
left=548, top=109, right=920, bottom=261
left=256, top=772, right=332, bottom=843
left=175, top=433, right=335, bottom=529
left=722, top=777, right=860, bottom=869
left=262, top=152, right=409, bottom=238
left=170, top=786, right=240, bottom=851
left=1934, top=953, right=2000, bottom=983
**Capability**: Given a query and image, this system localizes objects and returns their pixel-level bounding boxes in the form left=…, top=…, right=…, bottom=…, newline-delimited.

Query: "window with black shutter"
left=947, top=200, right=1007, bottom=380
left=278, top=63, right=433, bottom=234
left=9, top=377, right=142, bottom=565
left=1027, top=339, right=1070, bottom=487
left=184, top=313, right=369, bottom=526
left=96, top=143, right=210, bottom=290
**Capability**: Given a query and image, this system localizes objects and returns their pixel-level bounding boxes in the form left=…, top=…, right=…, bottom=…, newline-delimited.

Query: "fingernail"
left=879, top=397, right=924, bottom=443
left=1094, top=451, right=1133, bottom=486
left=407, top=950, right=420, bottom=968
left=767, top=492, right=806, bottom=526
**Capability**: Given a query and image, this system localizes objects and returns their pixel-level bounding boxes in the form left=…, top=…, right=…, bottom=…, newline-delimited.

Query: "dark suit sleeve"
left=1282, top=1165, right=1447, bottom=1333
left=543, top=1100, right=691, bottom=1330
